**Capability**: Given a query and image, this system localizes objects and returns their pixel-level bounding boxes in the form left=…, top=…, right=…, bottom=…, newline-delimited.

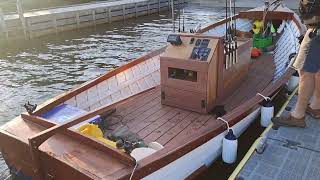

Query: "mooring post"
left=108, top=8, right=111, bottom=23
left=0, top=8, right=9, bottom=40
left=122, top=5, right=126, bottom=21
left=52, top=15, right=58, bottom=34
left=16, top=0, right=28, bottom=39
left=135, top=3, right=138, bottom=18
left=158, top=0, right=161, bottom=13
left=76, top=11, right=80, bottom=28
left=92, top=10, right=96, bottom=26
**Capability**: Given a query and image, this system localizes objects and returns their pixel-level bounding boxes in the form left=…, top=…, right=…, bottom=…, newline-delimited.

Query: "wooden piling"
left=108, top=8, right=111, bottom=23
left=123, top=5, right=126, bottom=20
left=92, top=10, right=96, bottom=26
left=16, top=0, right=28, bottom=39
left=0, top=8, right=8, bottom=39
left=135, top=3, right=138, bottom=18
left=52, top=15, right=58, bottom=34
left=76, top=12, right=80, bottom=27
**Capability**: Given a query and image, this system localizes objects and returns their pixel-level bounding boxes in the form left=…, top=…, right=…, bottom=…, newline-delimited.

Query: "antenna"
left=171, top=0, right=175, bottom=32
left=178, top=1, right=181, bottom=32
left=182, top=9, right=185, bottom=32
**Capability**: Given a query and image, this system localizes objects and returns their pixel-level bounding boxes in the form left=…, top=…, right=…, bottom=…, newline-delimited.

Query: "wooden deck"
left=104, top=55, right=276, bottom=147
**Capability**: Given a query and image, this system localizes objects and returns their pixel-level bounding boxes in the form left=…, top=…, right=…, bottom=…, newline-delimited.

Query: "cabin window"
left=168, top=67, right=197, bottom=82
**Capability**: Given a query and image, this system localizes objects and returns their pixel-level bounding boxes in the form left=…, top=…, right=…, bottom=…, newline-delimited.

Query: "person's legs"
left=272, top=70, right=315, bottom=128
left=309, top=72, right=320, bottom=110
left=291, top=70, right=316, bottom=118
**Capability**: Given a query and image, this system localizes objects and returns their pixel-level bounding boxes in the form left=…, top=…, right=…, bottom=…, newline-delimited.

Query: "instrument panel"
left=190, top=38, right=212, bottom=61
left=164, top=34, right=218, bottom=63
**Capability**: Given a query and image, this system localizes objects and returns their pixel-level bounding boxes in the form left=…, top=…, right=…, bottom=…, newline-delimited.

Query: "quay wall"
left=0, top=0, right=187, bottom=40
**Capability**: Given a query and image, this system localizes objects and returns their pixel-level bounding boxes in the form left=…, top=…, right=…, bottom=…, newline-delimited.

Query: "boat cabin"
left=160, top=34, right=252, bottom=113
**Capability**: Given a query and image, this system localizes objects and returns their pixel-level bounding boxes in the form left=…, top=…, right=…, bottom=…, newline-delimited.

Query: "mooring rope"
left=217, top=117, right=231, bottom=130
left=256, top=93, right=271, bottom=101
left=129, top=161, right=138, bottom=180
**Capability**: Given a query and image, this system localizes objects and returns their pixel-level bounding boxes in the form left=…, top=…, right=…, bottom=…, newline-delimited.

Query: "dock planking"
left=236, top=95, right=320, bottom=180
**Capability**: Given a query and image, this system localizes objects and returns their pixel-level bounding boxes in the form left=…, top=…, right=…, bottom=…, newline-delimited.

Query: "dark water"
left=0, top=4, right=233, bottom=179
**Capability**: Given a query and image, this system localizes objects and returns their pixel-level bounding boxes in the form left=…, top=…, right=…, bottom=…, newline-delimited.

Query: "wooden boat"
left=0, top=3, right=305, bottom=180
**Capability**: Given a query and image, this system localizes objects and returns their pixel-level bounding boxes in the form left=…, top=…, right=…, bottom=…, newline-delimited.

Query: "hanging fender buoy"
left=287, top=71, right=299, bottom=93
left=260, top=98, right=274, bottom=127
left=222, top=129, right=238, bottom=164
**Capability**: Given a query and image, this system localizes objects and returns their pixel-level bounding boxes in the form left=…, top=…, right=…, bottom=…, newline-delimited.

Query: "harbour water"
left=0, top=3, right=257, bottom=179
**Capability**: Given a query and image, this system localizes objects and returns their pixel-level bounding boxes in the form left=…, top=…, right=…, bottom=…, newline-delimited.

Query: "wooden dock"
left=0, top=0, right=187, bottom=40
left=230, top=89, right=320, bottom=180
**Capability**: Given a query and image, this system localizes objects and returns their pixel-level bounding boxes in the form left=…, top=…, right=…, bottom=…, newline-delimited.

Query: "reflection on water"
left=0, top=4, right=237, bottom=179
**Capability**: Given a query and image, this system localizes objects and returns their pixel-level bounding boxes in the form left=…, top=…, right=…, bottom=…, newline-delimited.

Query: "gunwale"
left=0, top=7, right=304, bottom=180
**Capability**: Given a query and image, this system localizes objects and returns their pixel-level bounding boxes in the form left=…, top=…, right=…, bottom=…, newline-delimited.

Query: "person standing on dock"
left=273, top=0, right=320, bottom=128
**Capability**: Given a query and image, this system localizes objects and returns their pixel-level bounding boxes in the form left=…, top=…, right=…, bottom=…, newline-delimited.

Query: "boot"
left=272, top=115, right=306, bottom=128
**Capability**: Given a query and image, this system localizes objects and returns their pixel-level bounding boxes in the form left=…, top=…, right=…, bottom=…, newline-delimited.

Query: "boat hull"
left=143, top=108, right=260, bottom=180
left=1, top=108, right=260, bottom=180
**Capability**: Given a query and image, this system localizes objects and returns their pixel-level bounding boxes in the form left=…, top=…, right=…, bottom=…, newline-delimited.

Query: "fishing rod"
left=233, top=0, right=237, bottom=63
left=224, top=0, right=238, bottom=67
left=171, top=0, right=175, bottom=32
left=224, top=0, right=229, bottom=68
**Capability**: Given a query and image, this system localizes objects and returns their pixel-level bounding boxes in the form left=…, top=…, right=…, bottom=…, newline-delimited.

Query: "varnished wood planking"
left=131, top=105, right=172, bottom=133
left=157, top=112, right=201, bottom=146
left=143, top=109, right=191, bottom=144
left=166, top=115, right=213, bottom=146
left=137, top=108, right=182, bottom=138
left=223, top=55, right=275, bottom=111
